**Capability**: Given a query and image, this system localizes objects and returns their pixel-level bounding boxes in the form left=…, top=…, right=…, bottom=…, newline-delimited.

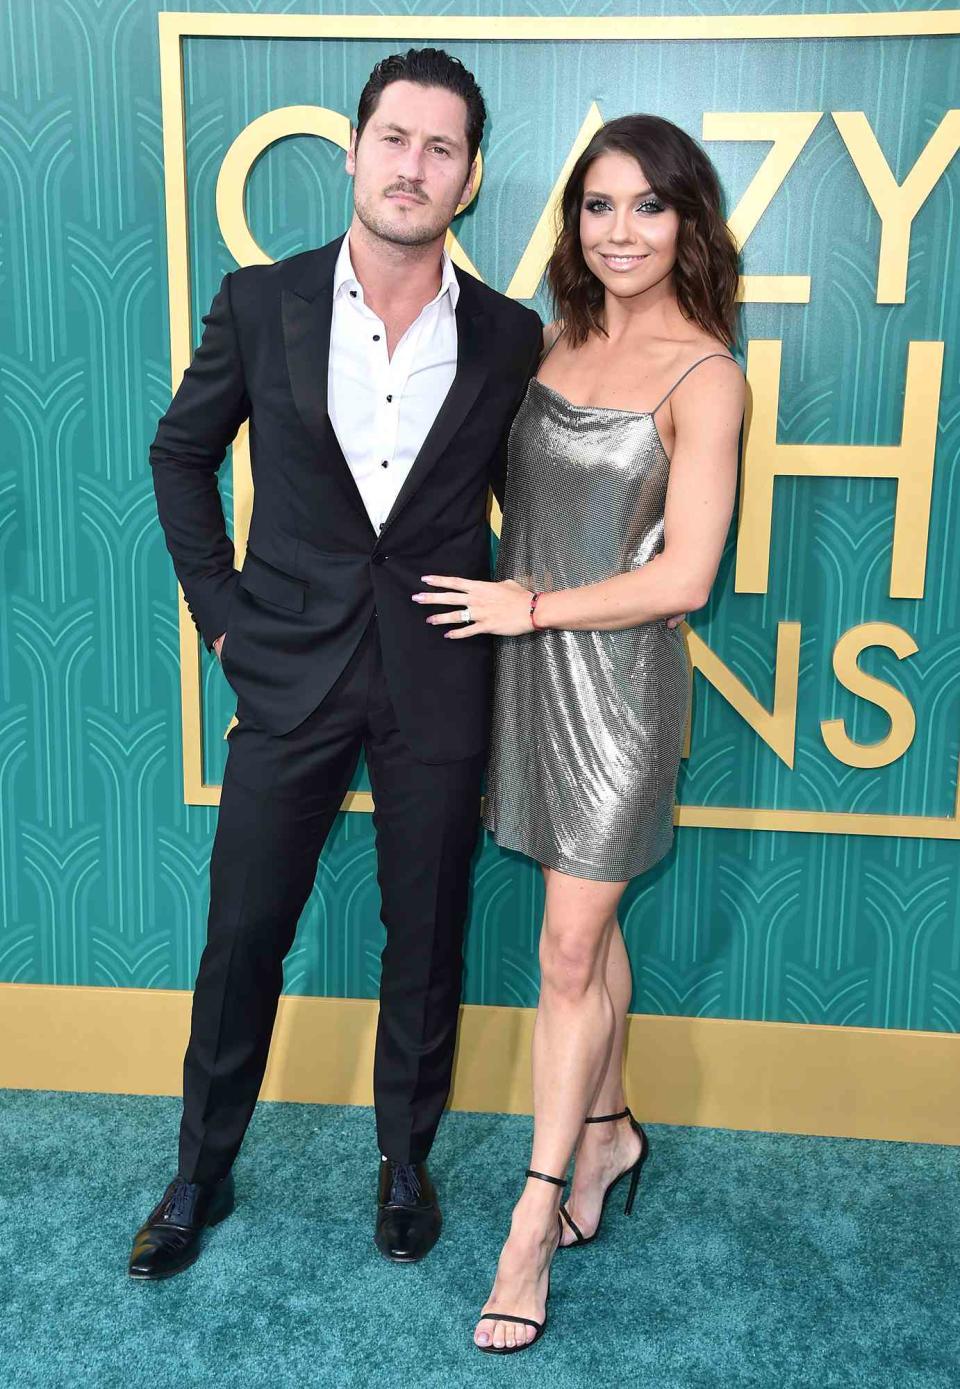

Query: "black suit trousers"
left=178, top=621, right=484, bottom=1183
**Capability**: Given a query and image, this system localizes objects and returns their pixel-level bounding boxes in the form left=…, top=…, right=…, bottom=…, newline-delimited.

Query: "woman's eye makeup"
left=583, top=195, right=666, bottom=215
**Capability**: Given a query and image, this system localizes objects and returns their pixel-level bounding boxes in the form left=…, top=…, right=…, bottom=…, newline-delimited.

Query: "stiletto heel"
left=475, top=1169, right=565, bottom=1355
left=558, top=1107, right=649, bottom=1248
left=624, top=1155, right=642, bottom=1216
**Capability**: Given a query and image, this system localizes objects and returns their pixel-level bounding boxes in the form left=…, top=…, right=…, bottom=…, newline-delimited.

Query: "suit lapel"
left=282, top=236, right=375, bottom=534
left=380, top=270, right=490, bottom=535
left=283, top=246, right=491, bottom=541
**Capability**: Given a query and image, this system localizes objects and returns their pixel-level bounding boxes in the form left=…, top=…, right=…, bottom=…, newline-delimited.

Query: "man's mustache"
left=384, top=183, right=429, bottom=203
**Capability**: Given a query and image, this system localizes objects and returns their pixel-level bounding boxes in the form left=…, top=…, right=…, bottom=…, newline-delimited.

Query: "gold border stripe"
left=158, top=26, right=207, bottom=804
left=161, top=14, right=960, bottom=41
left=675, top=794, right=960, bottom=840
left=159, top=10, right=960, bottom=838
left=2, top=984, right=957, bottom=1145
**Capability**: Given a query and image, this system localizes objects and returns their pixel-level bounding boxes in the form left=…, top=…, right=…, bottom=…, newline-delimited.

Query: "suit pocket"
left=237, top=548, right=307, bottom=612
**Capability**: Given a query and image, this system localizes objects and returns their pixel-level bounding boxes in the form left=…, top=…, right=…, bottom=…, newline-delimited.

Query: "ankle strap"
left=584, top=1108, right=631, bottom=1124
left=525, top=1168, right=567, bottom=1188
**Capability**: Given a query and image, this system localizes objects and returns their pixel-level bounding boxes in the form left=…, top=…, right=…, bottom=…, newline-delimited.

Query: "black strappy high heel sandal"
left=475, top=1169, right=565, bottom=1355
left=558, top=1108, right=649, bottom=1249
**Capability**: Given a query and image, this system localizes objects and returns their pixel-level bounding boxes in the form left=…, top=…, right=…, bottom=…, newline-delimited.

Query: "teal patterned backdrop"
left=2, top=1, right=959, bottom=1032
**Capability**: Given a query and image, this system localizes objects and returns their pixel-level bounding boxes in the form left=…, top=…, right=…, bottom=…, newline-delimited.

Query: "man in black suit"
left=130, top=49, right=541, bottom=1279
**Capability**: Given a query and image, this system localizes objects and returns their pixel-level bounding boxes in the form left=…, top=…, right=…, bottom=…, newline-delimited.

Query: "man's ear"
left=458, top=157, right=478, bottom=210
left=345, top=127, right=358, bottom=176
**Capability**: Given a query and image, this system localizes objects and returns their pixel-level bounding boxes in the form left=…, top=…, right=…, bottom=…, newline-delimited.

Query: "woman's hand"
left=412, top=576, right=534, bottom=639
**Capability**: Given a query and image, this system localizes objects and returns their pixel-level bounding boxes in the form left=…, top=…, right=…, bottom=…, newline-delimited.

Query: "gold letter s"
left=820, top=623, right=918, bottom=769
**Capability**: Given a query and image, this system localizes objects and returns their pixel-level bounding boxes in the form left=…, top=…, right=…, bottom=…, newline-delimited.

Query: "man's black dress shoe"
left=128, top=1172, right=234, bottom=1280
left=375, top=1157, right=441, bottom=1262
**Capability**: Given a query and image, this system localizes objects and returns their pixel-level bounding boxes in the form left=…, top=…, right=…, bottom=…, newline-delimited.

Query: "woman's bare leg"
left=474, top=867, right=627, bottom=1350
left=559, top=918, right=643, bottom=1244
left=542, top=866, right=631, bottom=1118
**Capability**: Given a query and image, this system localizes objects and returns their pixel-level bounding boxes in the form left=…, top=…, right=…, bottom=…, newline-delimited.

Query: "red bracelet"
left=529, top=592, right=543, bottom=629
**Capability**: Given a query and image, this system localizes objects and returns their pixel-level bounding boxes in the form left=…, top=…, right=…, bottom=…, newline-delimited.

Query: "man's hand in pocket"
left=213, top=633, right=226, bottom=661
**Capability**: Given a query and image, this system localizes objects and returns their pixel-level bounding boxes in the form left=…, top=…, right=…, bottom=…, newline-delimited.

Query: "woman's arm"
left=415, top=356, right=744, bottom=638
left=535, top=356, right=744, bottom=630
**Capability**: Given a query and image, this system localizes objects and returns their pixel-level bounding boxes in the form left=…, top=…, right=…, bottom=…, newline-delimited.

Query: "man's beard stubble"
left=353, top=184, right=457, bottom=248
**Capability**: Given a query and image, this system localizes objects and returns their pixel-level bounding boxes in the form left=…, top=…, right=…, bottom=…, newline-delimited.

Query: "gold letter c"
left=216, top=105, right=353, bottom=266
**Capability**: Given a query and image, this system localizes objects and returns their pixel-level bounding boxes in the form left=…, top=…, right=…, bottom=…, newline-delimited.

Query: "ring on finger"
left=460, top=606, right=472, bottom=623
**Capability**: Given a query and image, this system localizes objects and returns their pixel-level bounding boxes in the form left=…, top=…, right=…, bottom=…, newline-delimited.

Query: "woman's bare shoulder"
left=680, top=329, right=738, bottom=367
left=669, top=338, right=745, bottom=428
left=673, top=334, right=743, bottom=395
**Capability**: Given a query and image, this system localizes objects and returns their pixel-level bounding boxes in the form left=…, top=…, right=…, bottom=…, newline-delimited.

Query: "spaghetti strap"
left=650, top=353, right=735, bottom=416
left=539, top=323, right=566, bottom=366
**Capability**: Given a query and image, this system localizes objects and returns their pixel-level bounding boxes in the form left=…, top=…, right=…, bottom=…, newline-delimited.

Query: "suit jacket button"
left=373, top=554, right=387, bottom=565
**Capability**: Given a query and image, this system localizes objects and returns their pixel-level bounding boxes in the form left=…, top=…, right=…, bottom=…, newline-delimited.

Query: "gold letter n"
left=736, top=340, right=942, bottom=599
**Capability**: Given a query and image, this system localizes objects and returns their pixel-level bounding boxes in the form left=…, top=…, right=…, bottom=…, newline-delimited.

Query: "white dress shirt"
left=327, top=236, right=460, bottom=533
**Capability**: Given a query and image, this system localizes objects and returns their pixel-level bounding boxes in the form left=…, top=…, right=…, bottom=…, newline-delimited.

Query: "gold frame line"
left=160, top=14, right=960, bottom=41
left=158, top=11, right=960, bottom=839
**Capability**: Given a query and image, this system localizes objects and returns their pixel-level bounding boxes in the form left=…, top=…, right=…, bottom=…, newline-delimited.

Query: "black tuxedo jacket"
left=150, top=236, right=542, bottom=762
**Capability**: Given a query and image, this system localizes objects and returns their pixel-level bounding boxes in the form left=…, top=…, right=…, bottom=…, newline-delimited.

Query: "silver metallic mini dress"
left=483, top=363, right=721, bottom=882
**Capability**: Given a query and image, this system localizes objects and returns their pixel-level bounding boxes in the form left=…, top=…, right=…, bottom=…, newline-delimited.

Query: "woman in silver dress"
left=413, top=114, right=744, bottom=1351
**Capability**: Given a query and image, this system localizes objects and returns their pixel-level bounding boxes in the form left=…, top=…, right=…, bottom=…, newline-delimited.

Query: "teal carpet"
left=1, top=1091, right=956, bottom=1387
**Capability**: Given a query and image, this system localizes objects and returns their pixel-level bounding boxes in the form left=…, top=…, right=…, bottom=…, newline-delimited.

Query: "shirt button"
left=381, top=460, right=389, bottom=469
left=386, top=394, right=393, bottom=402
left=349, top=290, right=357, bottom=298
left=373, top=334, right=381, bottom=342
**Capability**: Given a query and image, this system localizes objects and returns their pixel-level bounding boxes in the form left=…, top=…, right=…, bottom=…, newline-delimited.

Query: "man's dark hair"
left=356, top=48, right=486, bottom=164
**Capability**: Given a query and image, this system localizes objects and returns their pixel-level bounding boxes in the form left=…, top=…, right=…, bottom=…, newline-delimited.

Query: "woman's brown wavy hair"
left=547, top=114, right=741, bottom=348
